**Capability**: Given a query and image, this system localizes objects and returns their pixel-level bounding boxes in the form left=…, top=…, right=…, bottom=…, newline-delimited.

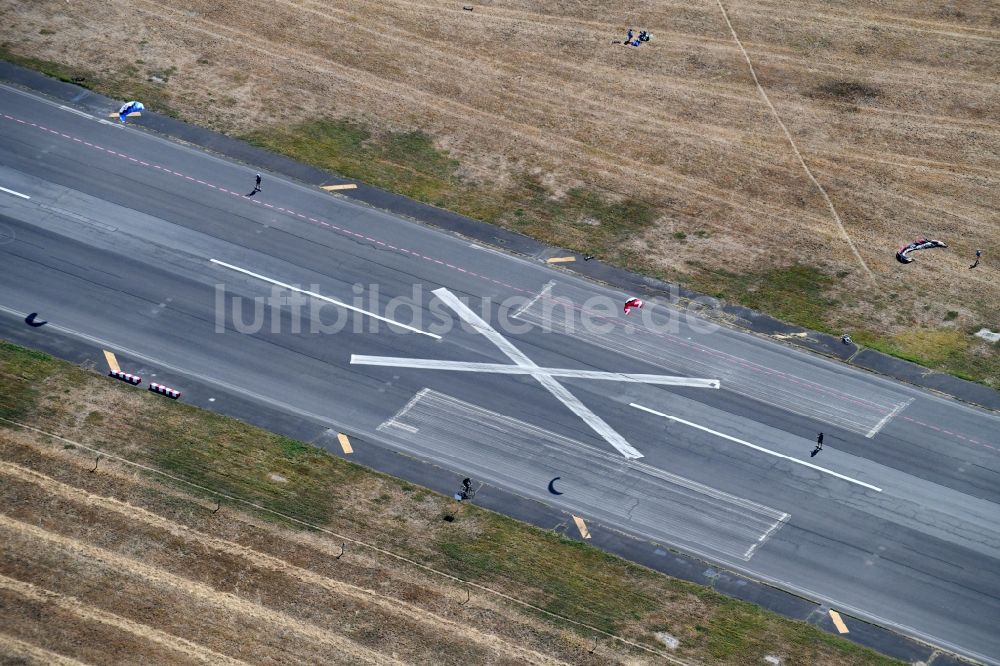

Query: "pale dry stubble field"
left=0, top=0, right=997, bottom=377
left=0, top=432, right=628, bottom=665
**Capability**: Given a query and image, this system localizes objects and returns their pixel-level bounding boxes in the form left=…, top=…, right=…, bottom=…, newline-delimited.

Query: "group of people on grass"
left=617, top=28, right=652, bottom=47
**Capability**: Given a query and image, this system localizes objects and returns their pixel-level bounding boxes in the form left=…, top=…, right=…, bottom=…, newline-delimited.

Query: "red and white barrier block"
left=108, top=369, right=142, bottom=385
left=149, top=382, right=181, bottom=399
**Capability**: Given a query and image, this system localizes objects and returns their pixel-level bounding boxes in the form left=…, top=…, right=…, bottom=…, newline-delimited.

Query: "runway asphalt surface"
left=1, top=82, right=998, bottom=663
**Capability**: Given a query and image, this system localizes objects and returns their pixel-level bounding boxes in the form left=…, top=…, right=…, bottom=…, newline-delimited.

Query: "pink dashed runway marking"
left=3, top=113, right=527, bottom=296
left=900, top=415, right=992, bottom=450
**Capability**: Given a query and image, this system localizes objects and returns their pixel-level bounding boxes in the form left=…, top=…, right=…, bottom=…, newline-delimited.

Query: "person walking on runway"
left=247, top=173, right=262, bottom=197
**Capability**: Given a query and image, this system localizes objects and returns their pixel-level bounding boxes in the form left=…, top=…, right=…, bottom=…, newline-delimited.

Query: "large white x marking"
left=352, top=288, right=720, bottom=460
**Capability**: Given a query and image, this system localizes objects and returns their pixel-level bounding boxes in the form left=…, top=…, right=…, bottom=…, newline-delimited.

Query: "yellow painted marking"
left=829, top=610, right=849, bottom=634
left=572, top=515, right=591, bottom=539
left=321, top=184, right=358, bottom=191
left=337, top=433, right=353, bottom=454
left=108, top=112, right=142, bottom=118
left=103, top=350, right=120, bottom=373
left=546, top=256, right=576, bottom=264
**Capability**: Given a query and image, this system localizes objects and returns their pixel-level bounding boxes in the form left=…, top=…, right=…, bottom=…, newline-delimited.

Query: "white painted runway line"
left=433, top=288, right=647, bottom=459
left=209, top=259, right=440, bottom=339
left=0, top=186, right=30, bottom=200
left=466, top=242, right=526, bottom=262
left=350, top=355, right=720, bottom=387
left=58, top=104, right=97, bottom=120
left=866, top=398, right=913, bottom=438
left=630, top=403, right=883, bottom=492
left=379, top=388, right=789, bottom=561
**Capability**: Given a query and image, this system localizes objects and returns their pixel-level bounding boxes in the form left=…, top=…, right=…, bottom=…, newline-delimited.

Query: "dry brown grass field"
left=0, top=343, right=903, bottom=664
left=0, top=0, right=997, bottom=384
left=0, top=436, right=610, bottom=665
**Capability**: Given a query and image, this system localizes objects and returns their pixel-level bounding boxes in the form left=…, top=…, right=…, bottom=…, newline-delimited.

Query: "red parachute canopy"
left=623, top=297, right=643, bottom=315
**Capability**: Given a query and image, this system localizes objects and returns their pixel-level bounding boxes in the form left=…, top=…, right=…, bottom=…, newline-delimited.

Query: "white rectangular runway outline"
left=380, top=389, right=789, bottom=561
left=866, top=398, right=914, bottom=438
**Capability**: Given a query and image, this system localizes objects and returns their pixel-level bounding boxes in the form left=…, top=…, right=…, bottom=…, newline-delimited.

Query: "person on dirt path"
left=971, top=249, right=982, bottom=269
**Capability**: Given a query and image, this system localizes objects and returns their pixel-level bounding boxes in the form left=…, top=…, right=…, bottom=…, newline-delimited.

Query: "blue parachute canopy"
left=118, top=101, right=145, bottom=116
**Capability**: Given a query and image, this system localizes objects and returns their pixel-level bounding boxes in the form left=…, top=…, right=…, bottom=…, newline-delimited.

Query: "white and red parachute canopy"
left=623, top=297, right=643, bottom=314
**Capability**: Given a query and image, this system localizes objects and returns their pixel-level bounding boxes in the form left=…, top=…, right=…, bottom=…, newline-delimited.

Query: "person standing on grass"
left=971, top=249, right=981, bottom=269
